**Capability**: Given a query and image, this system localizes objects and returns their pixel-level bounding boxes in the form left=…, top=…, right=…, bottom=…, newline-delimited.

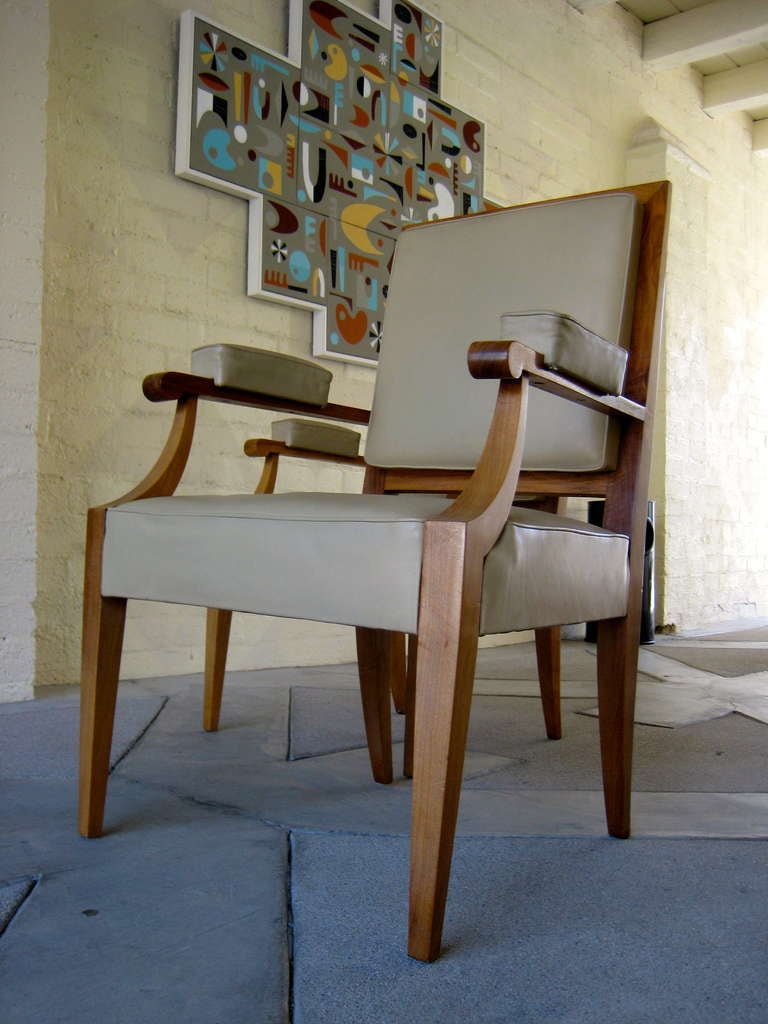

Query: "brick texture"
left=28, top=0, right=768, bottom=687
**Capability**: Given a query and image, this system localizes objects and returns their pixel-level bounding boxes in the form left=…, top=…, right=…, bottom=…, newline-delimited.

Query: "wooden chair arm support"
left=243, top=438, right=366, bottom=468
left=97, top=395, right=199, bottom=509
left=467, top=341, right=646, bottom=422
left=142, top=371, right=370, bottom=425
left=429, top=377, right=531, bottom=555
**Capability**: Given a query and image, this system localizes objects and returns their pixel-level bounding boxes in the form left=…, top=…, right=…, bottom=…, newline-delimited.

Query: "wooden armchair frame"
left=204, top=436, right=368, bottom=734
left=79, top=180, right=669, bottom=963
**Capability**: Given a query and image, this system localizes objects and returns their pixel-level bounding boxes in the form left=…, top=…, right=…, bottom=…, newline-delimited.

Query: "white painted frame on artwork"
left=175, top=1, right=459, bottom=368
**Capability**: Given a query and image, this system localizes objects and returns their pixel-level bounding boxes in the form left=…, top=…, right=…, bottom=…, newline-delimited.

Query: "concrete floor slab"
left=0, top=778, right=289, bottom=1024
left=0, top=694, right=165, bottom=780
left=3, top=637, right=768, bottom=1022
left=291, top=833, right=768, bottom=1024
left=454, top=788, right=768, bottom=837
left=475, top=642, right=601, bottom=680
left=289, top=686, right=405, bottom=760
left=0, top=878, right=36, bottom=937
left=466, top=695, right=767, bottom=792
left=648, top=645, right=768, bottom=676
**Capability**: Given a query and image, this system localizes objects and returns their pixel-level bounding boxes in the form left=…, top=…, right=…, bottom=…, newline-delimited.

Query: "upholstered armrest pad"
left=191, top=344, right=332, bottom=406
left=500, top=311, right=628, bottom=395
left=271, top=418, right=362, bottom=458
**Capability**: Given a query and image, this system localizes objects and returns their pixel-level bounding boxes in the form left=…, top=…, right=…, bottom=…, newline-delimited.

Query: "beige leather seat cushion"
left=102, top=496, right=628, bottom=635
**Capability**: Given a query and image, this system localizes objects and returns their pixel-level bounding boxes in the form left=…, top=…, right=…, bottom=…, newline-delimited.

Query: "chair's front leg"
left=79, top=508, right=127, bottom=838
left=596, top=615, right=639, bottom=838
left=355, top=627, right=395, bottom=784
left=408, top=525, right=481, bottom=962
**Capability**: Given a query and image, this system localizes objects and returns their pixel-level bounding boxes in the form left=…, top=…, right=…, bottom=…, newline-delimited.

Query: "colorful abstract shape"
left=177, top=1, right=489, bottom=364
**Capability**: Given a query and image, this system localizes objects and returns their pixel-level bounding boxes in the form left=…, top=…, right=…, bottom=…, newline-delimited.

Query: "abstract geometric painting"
left=176, top=1, right=488, bottom=365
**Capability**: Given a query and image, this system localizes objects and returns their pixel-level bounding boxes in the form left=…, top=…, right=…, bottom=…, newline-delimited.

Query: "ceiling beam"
left=644, top=0, right=768, bottom=70
left=703, top=59, right=768, bottom=115
left=567, top=0, right=614, bottom=10
left=753, top=119, right=768, bottom=153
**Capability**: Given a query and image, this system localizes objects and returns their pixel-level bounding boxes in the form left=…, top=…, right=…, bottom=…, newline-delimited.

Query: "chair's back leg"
left=402, top=633, right=418, bottom=779
left=527, top=498, right=565, bottom=740
left=203, top=608, right=232, bottom=732
left=355, top=627, right=395, bottom=784
left=201, top=452, right=281, bottom=731
left=534, top=626, right=562, bottom=739
left=389, top=632, right=408, bottom=714
left=79, top=508, right=127, bottom=838
left=595, top=615, right=639, bottom=838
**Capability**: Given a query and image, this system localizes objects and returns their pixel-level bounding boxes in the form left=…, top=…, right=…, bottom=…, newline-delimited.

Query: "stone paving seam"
left=109, top=696, right=169, bottom=771
left=0, top=876, right=40, bottom=939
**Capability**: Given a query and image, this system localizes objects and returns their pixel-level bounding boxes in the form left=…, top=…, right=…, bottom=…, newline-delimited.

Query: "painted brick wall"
left=0, top=0, right=48, bottom=701
left=35, top=0, right=768, bottom=686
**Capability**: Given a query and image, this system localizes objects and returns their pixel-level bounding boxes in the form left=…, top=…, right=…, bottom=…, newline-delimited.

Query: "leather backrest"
left=365, top=192, right=641, bottom=471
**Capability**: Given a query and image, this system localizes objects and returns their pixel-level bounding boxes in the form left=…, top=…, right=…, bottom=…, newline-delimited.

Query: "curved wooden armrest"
left=467, top=341, right=646, bottom=422
left=142, top=371, right=370, bottom=425
left=425, top=334, right=646, bottom=554
left=427, top=374, right=530, bottom=556
left=95, top=373, right=369, bottom=510
left=243, top=438, right=366, bottom=467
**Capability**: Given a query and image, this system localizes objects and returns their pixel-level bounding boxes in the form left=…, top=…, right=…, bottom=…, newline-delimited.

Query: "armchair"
left=79, top=181, right=669, bottom=961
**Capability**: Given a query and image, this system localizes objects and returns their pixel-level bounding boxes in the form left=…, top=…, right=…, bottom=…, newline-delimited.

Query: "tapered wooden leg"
left=403, top=634, right=417, bottom=778
left=203, top=608, right=232, bottom=732
left=389, top=633, right=408, bottom=714
left=534, top=626, right=562, bottom=739
left=356, top=627, right=394, bottom=784
left=79, top=508, right=127, bottom=838
left=596, top=616, right=639, bottom=838
left=408, top=528, right=480, bottom=962
left=201, top=451, right=279, bottom=731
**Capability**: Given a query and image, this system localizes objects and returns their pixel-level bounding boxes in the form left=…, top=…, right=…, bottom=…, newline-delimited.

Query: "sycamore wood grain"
left=389, top=631, right=408, bottom=715
left=377, top=466, right=616, bottom=499
left=79, top=182, right=669, bottom=966
left=468, top=340, right=646, bottom=420
left=403, top=634, right=418, bottom=779
left=409, top=377, right=531, bottom=961
left=143, top=371, right=370, bottom=425
left=79, top=507, right=127, bottom=837
left=355, top=628, right=396, bottom=783
left=360, top=464, right=409, bottom=735
left=533, top=498, right=567, bottom=741
left=535, top=627, right=562, bottom=740
left=203, top=608, right=231, bottom=732
left=407, top=180, right=669, bottom=958
left=108, top=396, right=199, bottom=507
left=244, top=438, right=366, bottom=468
left=203, top=438, right=363, bottom=733
left=594, top=180, right=670, bottom=837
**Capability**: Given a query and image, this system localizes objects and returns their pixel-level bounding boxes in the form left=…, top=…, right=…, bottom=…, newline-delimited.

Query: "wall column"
left=0, top=0, right=49, bottom=701
left=625, top=119, right=711, bottom=630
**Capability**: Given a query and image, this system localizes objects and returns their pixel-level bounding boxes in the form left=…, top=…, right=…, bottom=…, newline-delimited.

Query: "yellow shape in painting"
left=340, top=203, right=384, bottom=255
left=261, top=159, right=283, bottom=195
left=325, top=43, right=348, bottom=81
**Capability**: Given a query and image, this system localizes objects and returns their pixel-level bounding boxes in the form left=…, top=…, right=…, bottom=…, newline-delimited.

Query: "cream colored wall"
left=35, top=0, right=768, bottom=687
left=0, top=0, right=48, bottom=702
